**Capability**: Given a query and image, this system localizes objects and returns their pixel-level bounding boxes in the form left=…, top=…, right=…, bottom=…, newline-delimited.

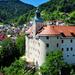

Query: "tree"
left=40, top=50, right=65, bottom=75
left=68, top=11, right=75, bottom=24
left=0, top=38, right=14, bottom=67
left=2, top=59, right=25, bottom=75
left=16, top=15, right=26, bottom=26
left=16, top=35, right=25, bottom=56
left=0, top=38, right=20, bottom=67
left=2, top=58, right=37, bottom=75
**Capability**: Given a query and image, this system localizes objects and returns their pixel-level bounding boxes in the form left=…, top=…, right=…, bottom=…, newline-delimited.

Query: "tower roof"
left=34, top=8, right=43, bottom=22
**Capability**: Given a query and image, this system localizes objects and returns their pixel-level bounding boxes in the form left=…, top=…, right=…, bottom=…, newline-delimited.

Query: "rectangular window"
left=62, top=48, right=64, bottom=51
left=73, top=54, right=75, bottom=56
left=61, top=40, right=64, bottom=43
left=57, top=36, right=59, bottom=39
left=57, top=43, right=59, bottom=47
left=71, top=47, right=73, bottom=51
left=70, top=39, right=73, bottom=43
left=46, top=36, right=49, bottom=39
left=67, top=55, right=69, bottom=57
left=67, top=48, right=69, bottom=51
left=46, top=43, right=49, bottom=48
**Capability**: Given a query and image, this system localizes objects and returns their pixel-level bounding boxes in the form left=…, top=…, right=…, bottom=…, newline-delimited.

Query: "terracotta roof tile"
left=38, top=26, right=60, bottom=35
left=26, top=25, right=75, bottom=37
left=26, top=26, right=35, bottom=34
left=39, top=26, right=75, bottom=37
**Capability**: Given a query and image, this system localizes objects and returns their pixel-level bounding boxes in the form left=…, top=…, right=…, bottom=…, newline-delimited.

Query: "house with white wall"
left=25, top=9, right=75, bottom=67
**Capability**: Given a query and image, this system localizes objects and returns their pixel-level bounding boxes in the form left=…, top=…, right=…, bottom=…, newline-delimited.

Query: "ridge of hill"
left=0, top=0, right=35, bottom=24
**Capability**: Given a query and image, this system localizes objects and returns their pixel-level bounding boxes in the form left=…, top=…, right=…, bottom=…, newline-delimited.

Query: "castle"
left=25, top=9, right=75, bottom=67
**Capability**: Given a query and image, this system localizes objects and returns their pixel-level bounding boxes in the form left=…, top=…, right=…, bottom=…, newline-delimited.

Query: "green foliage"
left=16, top=9, right=35, bottom=26
left=40, top=0, right=75, bottom=13
left=41, top=10, right=50, bottom=20
left=16, top=35, right=25, bottom=55
left=2, top=59, right=25, bottom=75
left=39, top=0, right=75, bottom=24
left=41, top=8, right=70, bottom=23
left=1, top=58, right=37, bottom=75
left=0, top=38, right=21, bottom=67
left=16, top=15, right=26, bottom=25
left=67, top=11, right=75, bottom=24
left=0, top=0, right=35, bottom=24
left=40, top=50, right=65, bottom=75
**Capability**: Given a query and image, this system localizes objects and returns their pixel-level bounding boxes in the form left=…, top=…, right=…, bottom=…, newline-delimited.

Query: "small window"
left=46, top=36, right=49, bottom=39
left=61, top=40, right=64, bottom=43
left=71, top=47, right=73, bottom=51
left=57, top=36, right=59, bottom=39
left=57, top=43, right=59, bottom=47
left=73, top=54, right=75, bottom=56
left=67, top=48, right=69, bottom=51
left=62, top=48, right=64, bottom=51
left=70, top=39, right=73, bottom=43
left=67, top=55, right=69, bottom=57
left=46, top=43, right=49, bottom=47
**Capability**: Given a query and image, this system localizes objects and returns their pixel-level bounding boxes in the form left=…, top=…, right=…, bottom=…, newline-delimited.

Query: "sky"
left=20, top=0, right=49, bottom=7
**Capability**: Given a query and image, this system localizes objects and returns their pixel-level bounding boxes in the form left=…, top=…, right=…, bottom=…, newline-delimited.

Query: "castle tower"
left=33, top=8, right=44, bottom=37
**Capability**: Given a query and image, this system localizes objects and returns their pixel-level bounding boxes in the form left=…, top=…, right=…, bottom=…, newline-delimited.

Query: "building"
left=25, top=9, right=75, bottom=67
left=45, top=20, right=65, bottom=26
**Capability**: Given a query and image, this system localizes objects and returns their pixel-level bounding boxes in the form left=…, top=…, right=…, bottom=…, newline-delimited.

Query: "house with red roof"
left=25, top=9, right=75, bottom=67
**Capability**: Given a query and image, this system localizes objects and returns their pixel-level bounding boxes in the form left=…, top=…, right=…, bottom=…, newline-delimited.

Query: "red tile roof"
left=26, top=26, right=34, bottom=34
left=26, top=25, right=75, bottom=37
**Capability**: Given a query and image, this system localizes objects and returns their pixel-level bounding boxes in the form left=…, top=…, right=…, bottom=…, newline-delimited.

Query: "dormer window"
left=61, top=33, right=66, bottom=37
left=71, top=33, right=75, bottom=37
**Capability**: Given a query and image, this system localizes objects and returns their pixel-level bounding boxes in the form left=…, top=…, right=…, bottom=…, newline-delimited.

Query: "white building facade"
left=25, top=9, right=75, bottom=67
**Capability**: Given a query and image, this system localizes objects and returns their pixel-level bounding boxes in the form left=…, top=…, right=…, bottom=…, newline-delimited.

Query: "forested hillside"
left=39, top=0, right=75, bottom=25
left=0, top=0, right=35, bottom=24
left=0, top=0, right=75, bottom=25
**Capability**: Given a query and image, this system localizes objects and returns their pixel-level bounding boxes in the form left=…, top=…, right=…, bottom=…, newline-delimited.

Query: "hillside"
left=40, top=0, right=75, bottom=12
left=0, top=0, right=35, bottom=24
left=39, top=0, right=75, bottom=25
